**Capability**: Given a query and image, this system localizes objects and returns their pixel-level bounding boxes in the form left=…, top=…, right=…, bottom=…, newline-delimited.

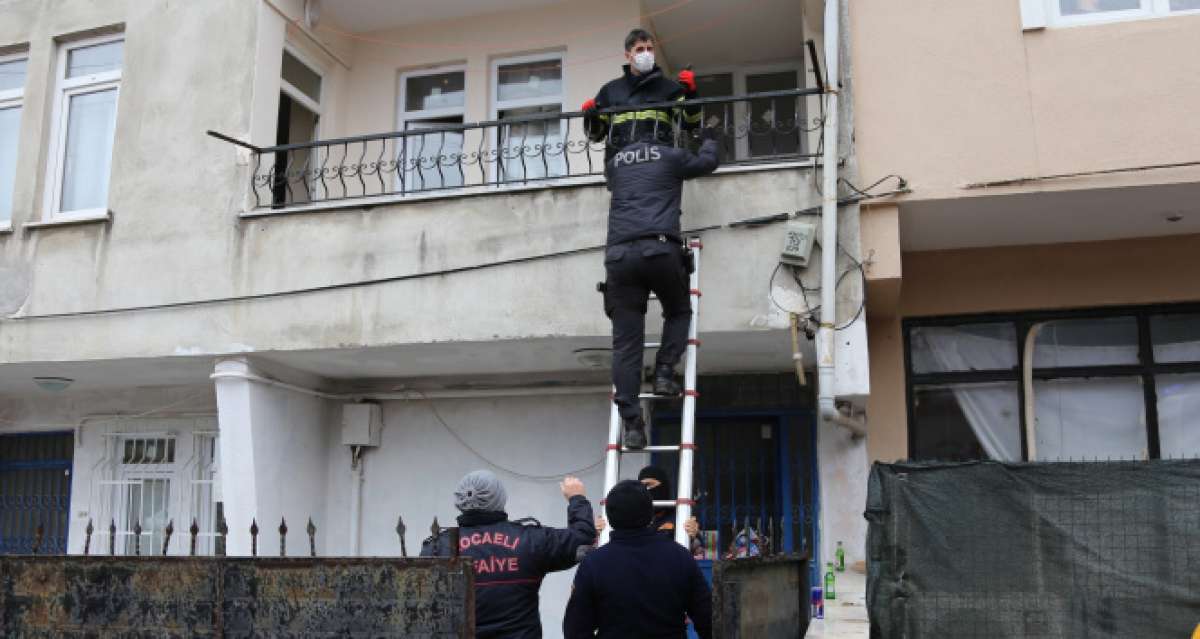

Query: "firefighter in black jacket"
left=601, top=130, right=719, bottom=448
left=582, top=28, right=703, bottom=158
left=422, top=469, right=597, bottom=639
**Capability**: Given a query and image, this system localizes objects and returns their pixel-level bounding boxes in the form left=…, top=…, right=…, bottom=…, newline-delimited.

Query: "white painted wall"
left=323, top=393, right=610, bottom=637
left=213, top=357, right=332, bottom=556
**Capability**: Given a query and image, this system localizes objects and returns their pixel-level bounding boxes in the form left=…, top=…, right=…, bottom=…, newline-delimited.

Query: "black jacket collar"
left=610, top=527, right=658, bottom=542
left=457, top=510, right=508, bottom=527
left=623, top=63, right=663, bottom=91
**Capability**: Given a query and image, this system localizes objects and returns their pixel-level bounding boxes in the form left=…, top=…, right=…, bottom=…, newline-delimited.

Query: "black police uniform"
left=602, top=138, right=719, bottom=422
left=585, top=64, right=703, bottom=157
left=421, top=496, right=596, bottom=639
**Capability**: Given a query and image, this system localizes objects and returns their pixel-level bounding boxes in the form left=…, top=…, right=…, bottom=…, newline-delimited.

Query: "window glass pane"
left=910, top=323, right=1018, bottom=374
left=696, top=72, right=733, bottom=97
left=1059, top=0, right=1140, bottom=15
left=1033, top=377, right=1145, bottom=460
left=912, top=382, right=1021, bottom=461
left=1156, top=373, right=1200, bottom=457
left=0, top=106, right=19, bottom=223
left=402, top=117, right=464, bottom=191
left=746, top=71, right=801, bottom=158
left=405, top=71, right=464, bottom=112
left=281, top=50, right=321, bottom=103
left=499, top=105, right=565, bottom=181
left=0, top=58, right=27, bottom=92
left=497, top=59, right=562, bottom=103
left=1169, top=0, right=1200, bottom=9
left=60, top=88, right=117, bottom=212
left=1032, top=317, right=1138, bottom=368
left=1150, top=313, right=1200, bottom=363
left=67, top=40, right=123, bottom=78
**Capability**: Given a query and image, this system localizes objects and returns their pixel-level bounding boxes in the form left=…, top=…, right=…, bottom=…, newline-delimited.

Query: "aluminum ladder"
left=600, top=237, right=702, bottom=549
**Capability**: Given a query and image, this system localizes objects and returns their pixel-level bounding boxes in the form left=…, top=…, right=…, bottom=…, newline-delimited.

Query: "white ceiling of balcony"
left=0, top=331, right=807, bottom=393
left=900, top=181, right=1200, bottom=251
left=644, top=0, right=816, bottom=69
left=321, top=0, right=565, bottom=31
left=322, top=0, right=817, bottom=70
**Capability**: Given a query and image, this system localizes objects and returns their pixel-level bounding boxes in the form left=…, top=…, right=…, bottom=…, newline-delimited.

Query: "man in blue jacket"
left=563, top=479, right=712, bottom=638
left=422, top=470, right=597, bottom=638
left=601, top=129, right=719, bottom=449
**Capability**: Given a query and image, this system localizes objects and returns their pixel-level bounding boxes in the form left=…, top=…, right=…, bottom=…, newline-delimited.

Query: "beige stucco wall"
left=328, top=1, right=640, bottom=143
left=849, top=0, right=1200, bottom=201
left=865, top=232, right=1200, bottom=462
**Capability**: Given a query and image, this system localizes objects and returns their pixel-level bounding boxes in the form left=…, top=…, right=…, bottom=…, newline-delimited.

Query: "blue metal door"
left=0, top=432, right=74, bottom=554
left=651, top=411, right=817, bottom=558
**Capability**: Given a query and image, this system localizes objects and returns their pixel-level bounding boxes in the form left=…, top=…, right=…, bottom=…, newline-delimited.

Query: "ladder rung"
left=652, top=500, right=677, bottom=508
left=638, top=393, right=680, bottom=400
left=621, top=445, right=680, bottom=453
left=644, top=342, right=661, bottom=348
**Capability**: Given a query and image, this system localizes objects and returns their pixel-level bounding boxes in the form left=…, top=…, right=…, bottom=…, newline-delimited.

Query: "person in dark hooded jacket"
left=564, top=479, right=712, bottom=639
left=421, top=469, right=596, bottom=639
left=638, top=465, right=701, bottom=551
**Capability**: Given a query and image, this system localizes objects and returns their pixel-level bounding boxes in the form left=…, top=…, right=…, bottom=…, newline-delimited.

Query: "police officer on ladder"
left=422, top=469, right=597, bottom=638
left=599, top=120, right=719, bottom=448
left=582, top=28, right=703, bottom=158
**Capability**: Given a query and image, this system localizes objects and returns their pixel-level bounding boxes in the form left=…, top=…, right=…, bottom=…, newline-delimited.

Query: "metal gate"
left=652, top=411, right=817, bottom=558
left=0, top=432, right=73, bottom=554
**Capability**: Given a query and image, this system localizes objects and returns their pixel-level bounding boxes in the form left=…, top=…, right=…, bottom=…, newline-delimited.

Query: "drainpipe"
left=349, top=445, right=364, bottom=556
left=816, top=0, right=864, bottom=436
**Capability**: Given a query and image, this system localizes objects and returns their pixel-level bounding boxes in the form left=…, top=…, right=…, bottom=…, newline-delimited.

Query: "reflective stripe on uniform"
left=611, top=109, right=676, bottom=126
left=673, top=95, right=703, bottom=124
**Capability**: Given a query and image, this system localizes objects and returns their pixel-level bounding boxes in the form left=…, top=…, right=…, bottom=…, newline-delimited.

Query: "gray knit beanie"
left=454, top=470, right=508, bottom=513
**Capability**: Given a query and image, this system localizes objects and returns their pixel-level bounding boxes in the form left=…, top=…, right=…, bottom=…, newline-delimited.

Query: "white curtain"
left=1030, top=320, right=1147, bottom=460
left=1155, top=373, right=1200, bottom=457
left=61, top=88, right=118, bottom=212
left=913, top=327, right=1022, bottom=461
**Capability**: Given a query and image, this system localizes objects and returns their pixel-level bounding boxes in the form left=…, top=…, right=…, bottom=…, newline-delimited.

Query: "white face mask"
left=632, top=51, right=655, bottom=74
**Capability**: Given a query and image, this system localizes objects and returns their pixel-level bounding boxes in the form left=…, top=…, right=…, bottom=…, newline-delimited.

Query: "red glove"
left=677, top=69, right=696, bottom=93
left=581, top=98, right=596, bottom=112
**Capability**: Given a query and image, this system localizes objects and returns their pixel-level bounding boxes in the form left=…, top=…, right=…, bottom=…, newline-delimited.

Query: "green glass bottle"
left=836, top=541, right=845, bottom=572
left=824, top=562, right=837, bottom=600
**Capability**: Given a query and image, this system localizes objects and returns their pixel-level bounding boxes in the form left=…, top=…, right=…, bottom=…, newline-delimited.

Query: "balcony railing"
left=211, top=89, right=824, bottom=210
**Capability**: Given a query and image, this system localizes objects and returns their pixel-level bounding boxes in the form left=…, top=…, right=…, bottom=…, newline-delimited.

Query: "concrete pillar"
left=213, top=356, right=332, bottom=556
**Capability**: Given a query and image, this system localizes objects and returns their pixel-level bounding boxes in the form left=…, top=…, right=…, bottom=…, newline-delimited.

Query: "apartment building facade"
left=852, top=0, right=1200, bottom=465
left=0, top=0, right=871, bottom=633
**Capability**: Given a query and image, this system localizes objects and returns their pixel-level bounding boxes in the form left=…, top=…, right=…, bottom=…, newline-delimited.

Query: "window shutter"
left=1020, top=0, right=1047, bottom=30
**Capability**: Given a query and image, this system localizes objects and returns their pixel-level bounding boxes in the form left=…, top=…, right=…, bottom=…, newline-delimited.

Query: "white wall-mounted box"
left=341, top=403, right=382, bottom=446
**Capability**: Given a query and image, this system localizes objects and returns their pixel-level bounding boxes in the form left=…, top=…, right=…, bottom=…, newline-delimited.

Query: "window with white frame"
left=398, top=66, right=465, bottom=193
left=274, top=47, right=322, bottom=206
left=1044, top=0, right=1200, bottom=26
left=695, top=63, right=805, bottom=163
left=92, top=420, right=220, bottom=556
left=45, top=35, right=122, bottom=221
left=0, top=52, right=27, bottom=227
left=492, top=53, right=565, bottom=183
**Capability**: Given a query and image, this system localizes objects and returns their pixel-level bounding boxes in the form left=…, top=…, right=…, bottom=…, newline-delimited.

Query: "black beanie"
left=638, top=465, right=672, bottom=503
left=606, top=479, right=653, bottom=530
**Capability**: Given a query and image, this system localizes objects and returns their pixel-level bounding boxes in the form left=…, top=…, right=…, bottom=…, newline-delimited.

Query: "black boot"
left=652, top=364, right=682, bottom=396
left=622, top=415, right=647, bottom=450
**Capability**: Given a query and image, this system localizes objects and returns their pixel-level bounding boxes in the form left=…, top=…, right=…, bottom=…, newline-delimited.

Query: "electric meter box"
left=780, top=219, right=817, bottom=267
left=341, top=403, right=382, bottom=447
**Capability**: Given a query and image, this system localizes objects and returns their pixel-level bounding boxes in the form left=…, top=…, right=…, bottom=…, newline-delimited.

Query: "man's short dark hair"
left=625, top=28, right=654, bottom=51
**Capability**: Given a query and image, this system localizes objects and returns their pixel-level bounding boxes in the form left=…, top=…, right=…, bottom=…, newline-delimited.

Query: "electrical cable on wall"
left=411, top=390, right=606, bottom=482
